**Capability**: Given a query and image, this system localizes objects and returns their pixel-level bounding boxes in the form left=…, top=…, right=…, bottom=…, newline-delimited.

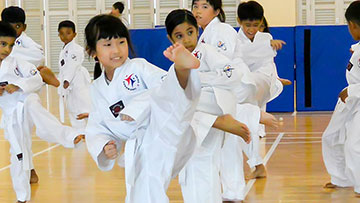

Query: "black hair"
left=0, top=21, right=17, bottom=38
left=85, top=14, right=134, bottom=79
left=58, top=20, right=76, bottom=33
left=237, top=1, right=264, bottom=21
left=345, top=1, right=360, bottom=26
left=262, top=17, right=270, bottom=33
left=165, top=9, right=198, bottom=37
left=113, top=2, right=125, bottom=14
left=93, top=57, right=102, bottom=80
left=1, top=6, right=26, bottom=24
left=192, top=0, right=226, bottom=23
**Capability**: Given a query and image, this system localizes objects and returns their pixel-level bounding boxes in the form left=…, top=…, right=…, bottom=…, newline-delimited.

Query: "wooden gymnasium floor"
left=0, top=85, right=359, bottom=203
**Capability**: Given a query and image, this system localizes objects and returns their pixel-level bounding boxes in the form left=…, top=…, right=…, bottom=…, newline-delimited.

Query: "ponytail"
left=218, top=8, right=225, bottom=22
left=93, top=57, right=102, bottom=80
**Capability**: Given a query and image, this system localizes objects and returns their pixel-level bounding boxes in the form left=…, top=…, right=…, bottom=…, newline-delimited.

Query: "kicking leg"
left=37, top=66, right=60, bottom=87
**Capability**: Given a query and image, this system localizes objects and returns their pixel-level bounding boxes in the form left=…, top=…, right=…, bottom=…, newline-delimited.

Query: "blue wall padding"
left=266, top=27, right=295, bottom=112
left=295, top=25, right=356, bottom=111
left=129, top=26, right=356, bottom=112
left=130, top=28, right=173, bottom=71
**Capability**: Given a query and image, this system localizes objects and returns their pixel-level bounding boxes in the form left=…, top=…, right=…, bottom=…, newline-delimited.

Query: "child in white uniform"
left=57, top=20, right=91, bottom=129
left=1, top=6, right=60, bottom=87
left=322, top=1, right=360, bottom=197
left=0, top=21, right=83, bottom=203
left=84, top=14, right=201, bottom=203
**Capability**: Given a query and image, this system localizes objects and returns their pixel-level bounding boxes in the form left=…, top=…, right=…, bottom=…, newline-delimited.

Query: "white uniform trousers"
left=125, top=68, right=200, bottom=203
left=322, top=98, right=360, bottom=193
left=220, top=103, right=261, bottom=201
left=180, top=126, right=223, bottom=203
left=24, top=93, right=79, bottom=148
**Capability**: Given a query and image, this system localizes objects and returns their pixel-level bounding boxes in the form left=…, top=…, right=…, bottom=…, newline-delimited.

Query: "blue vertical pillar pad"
left=295, top=25, right=355, bottom=111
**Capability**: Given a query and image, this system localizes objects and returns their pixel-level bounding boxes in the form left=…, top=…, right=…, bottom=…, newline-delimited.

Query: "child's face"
left=95, top=37, right=128, bottom=70
left=169, top=22, right=198, bottom=52
left=58, top=27, right=77, bottom=45
left=240, top=19, right=262, bottom=41
left=111, top=7, right=120, bottom=17
left=192, top=0, right=219, bottom=29
left=9, top=23, right=26, bottom=38
left=348, top=21, right=360, bottom=41
left=0, top=36, right=15, bottom=62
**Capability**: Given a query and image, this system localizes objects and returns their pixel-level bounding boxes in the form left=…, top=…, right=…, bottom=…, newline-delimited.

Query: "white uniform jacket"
left=0, top=56, right=43, bottom=169
left=10, top=32, right=45, bottom=67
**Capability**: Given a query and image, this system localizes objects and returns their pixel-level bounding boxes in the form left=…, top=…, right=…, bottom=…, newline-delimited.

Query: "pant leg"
left=10, top=151, right=31, bottom=202
left=180, top=128, right=223, bottom=203
left=24, top=93, right=78, bottom=148
left=344, top=111, right=360, bottom=193
left=126, top=67, right=200, bottom=203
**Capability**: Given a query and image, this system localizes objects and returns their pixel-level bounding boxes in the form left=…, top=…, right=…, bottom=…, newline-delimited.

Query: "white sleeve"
left=209, top=26, right=238, bottom=59
left=62, top=48, right=84, bottom=83
left=139, top=59, right=167, bottom=89
left=85, top=87, right=120, bottom=171
left=347, top=83, right=360, bottom=99
left=12, top=60, right=43, bottom=93
left=12, top=38, right=45, bottom=67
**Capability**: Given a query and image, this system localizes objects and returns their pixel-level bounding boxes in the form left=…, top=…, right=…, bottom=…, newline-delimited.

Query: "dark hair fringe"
left=0, top=21, right=17, bottom=38
left=1, top=6, right=26, bottom=24
left=165, top=9, right=198, bottom=36
left=192, top=0, right=226, bottom=23
left=345, top=1, right=360, bottom=26
left=58, top=20, right=76, bottom=33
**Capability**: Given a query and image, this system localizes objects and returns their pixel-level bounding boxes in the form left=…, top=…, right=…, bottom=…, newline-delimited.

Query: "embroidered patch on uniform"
left=109, top=100, right=125, bottom=118
left=217, top=41, right=227, bottom=51
left=15, top=39, right=21, bottom=46
left=201, top=39, right=205, bottom=43
left=358, top=58, right=360, bottom=67
left=17, top=153, right=23, bottom=161
left=223, top=65, right=234, bottom=78
left=14, top=67, right=20, bottom=76
left=123, top=74, right=140, bottom=91
left=30, top=69, right=38, bottom=76
left=0, top=81, right=8, bottom=86
left=61, top=59, right=65, bottom=66
left=347, top=62, right=353, bottom=71
left=71, top=54, right=77, bottom=61
left=160, top=74, right=167, bottom=81
left=193, top=50, right=202, bottom=60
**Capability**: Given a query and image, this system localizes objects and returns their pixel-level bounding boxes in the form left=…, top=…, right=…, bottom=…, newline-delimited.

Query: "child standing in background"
left=57, top=20, right=91, bottom=129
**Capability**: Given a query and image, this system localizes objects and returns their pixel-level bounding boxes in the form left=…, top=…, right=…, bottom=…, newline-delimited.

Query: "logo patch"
left=71, top=54, right=77, bottom=61
left=223, top=65, right=234, bottom=78
left=123, top=74, right=140, bottom=91
left=217, top=41, right=227, bottom=51
left=15, top=39, right=21, bottom=46
left=347, top=62, right=353, bottom=71
left=193, top=50, right=202, bottom=60
left=14, top=67, right=20, bottom=76
left=201, top=38, right=205, bottom=43
left=30, top=69, right=38, bottom=76
left=109, top=100, right=125, bottom=118
left=61, top=59, right=65, bottom=66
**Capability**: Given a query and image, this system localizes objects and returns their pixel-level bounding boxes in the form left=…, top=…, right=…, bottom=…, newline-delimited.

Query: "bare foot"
left=17, top=201, right=26, bottom=203
left=260, top=111, right=278, bottom=128
left=213, top=114, right=251, bottom=144
left=30, top=169, right=39, bottom=184
left=37, top=66, right=60, bottom=87
left=76, top=113, right=89, bottom=120
left=163, top=43, right=200, bottom=70
left=247, top=164, right=267, bottom=179
left=279, top=78, right=292, bottom=86
left=355, top=192, right=360, bottom=198
left=74, top=134, right=85, bottom=144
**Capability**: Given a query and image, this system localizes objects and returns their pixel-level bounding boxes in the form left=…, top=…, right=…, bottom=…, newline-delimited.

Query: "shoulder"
left=255, top=32, right=273, bottom=41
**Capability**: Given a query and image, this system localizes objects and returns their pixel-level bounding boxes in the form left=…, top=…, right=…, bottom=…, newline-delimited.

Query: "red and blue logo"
left=217, top=41, right=227, bottom=51
left=123, top=73, right=140, bottom=91
left=223, top=65, right=234, bottom=78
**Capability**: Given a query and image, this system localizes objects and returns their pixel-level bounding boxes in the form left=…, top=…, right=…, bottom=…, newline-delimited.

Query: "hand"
left=63, top=80, right=70, bottom=89
left=120, top=114, right=134, bottom=121
left=103, top=141, right=118, bottom=159
left=339, top=88, right=348, bottom=103
left=0, top=86, right=5, bottom=96
left=76, top=113, right=89, bottom=120
left=5, top=84, right=19, bottom=94
left=270, top=40, right=286, bottom=50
